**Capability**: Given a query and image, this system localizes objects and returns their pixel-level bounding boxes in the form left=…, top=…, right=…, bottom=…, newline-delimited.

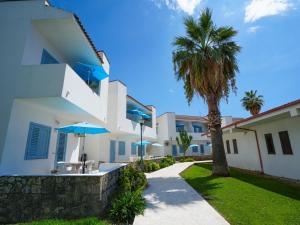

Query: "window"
left=25, top=122, right=51, bottom=160
left=40, top=49, right=58, bottom=64
left=226, top=140, right=231, bottom=154
left=232, top=139, right=238, bottom=154
left=200, top=144, right=204, bottom=154
left=131, top=143, right=137, bottom=155
left=176, top=126, right=185, bottom=132
left=118, top=141, right=126, bottom=155
left=179, top=145, right=184, bottom=153
left=192, top=146, right=198, bottom=153
left=264, top=133, right=275, bottom=154
left=172, top=145, right=177, bottom=156
left=193, top=126, right=203, bottom=133
left=279, top=131, right=293, bottom=155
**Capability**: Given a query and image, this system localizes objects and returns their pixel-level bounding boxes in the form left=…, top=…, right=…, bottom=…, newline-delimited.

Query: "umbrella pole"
left=82, top=135, right=86, bottom=174
left=140, top=122, right=144, bottom=171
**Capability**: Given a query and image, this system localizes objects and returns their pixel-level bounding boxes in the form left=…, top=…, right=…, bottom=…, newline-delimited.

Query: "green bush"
left=151, top=162, right=160, bottom=171
left=159, top=155, right=175, bottom=168
left=166, top=155, right=176, bottom=164
left=119, top=165, right=147, bottom=192
left=179, top=157, right=194, bottom=162
left=142, top=161, right=160, bottom=172
left=109, top=191, right=146, bottom=225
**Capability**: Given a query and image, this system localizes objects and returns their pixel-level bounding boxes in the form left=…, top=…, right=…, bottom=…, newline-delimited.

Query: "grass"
left=181, top=163, right=300, bottom=225
left=12, top=217, right=111, bottom=225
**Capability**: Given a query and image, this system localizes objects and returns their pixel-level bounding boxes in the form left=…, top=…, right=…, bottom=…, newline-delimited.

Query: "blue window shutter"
left=192, top=146, right=198, bottom=153
left=179, top=145, right=184, bottom=153
left=41, top=49, right=59, bottom=64
left=200, top=144, right=204, bottom=154
left=118, top=141, right=126, bottom=155
left=56, top=132, right=67, bottom=161
left=25, top=122, right=51, bottom=160
left=172, top=145, right=177, bottom=156
left=131, top=143, right=137, bottom=155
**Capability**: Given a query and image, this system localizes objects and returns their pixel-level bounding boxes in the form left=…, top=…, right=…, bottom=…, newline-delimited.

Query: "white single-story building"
left=222, top=99, right=300, bottom=180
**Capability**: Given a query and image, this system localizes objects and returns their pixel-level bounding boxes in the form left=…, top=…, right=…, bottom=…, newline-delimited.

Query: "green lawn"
left=12, top=217, right=110, bottom=225
left=181, top=163, right=300, bottom=225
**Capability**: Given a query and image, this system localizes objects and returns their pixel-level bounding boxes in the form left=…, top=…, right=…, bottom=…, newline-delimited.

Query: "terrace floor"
left=133, top=161, right=229, bottom=225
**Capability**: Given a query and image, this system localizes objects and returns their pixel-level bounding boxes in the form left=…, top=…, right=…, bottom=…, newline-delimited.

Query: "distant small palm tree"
left=176, top=130, right=193, bottom=158
left=241, top=90, right=264, bottom=115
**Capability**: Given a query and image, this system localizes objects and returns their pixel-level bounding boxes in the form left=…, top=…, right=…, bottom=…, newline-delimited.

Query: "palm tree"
left=172, top=8, right=241, bottom=176
left=241, top=90, right=264, bottom=115
left=176, top=130, right=193, bottom=158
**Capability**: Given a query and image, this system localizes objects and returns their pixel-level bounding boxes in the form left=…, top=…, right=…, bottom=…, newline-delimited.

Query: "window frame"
left=226, top=140, right=231, bottom=154
left=278, top=131, right=293, bottom=155
left=24, top=122, right=51, bottom=160
left=264, top=133, right=276, bottom=154
left=232, top=139, right=238, bottom=154
left=118, top=141, right=126, bottom=156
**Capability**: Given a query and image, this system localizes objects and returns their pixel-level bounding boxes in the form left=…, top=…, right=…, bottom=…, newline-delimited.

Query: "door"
left=56, top=132, right=67, bottom=162
left=110, top=140, right=116, bottom=162
left=172, top=145, right=177, bottom=156
left=200, top=144, right=204, bottom=155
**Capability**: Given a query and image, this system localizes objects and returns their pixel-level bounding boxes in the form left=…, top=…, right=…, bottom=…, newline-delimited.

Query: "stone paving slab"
left=134, top=161, right=230, bottom=225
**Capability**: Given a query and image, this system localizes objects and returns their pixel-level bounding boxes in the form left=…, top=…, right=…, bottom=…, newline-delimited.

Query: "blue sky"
left=50, top=0, right=300, bottom=118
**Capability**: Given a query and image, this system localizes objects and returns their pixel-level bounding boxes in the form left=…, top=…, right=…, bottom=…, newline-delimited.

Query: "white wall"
left=223, top=131, right=261, bottom=171
left=157, top=112, right=211, bottom=156
left=255, top=116, right=300, bottom=180
left=223, top=115, right=300, bottom=180
left=0, top=100, right=80, bottom=175
left=0, top=0, right=109, bottom=164
left=107, top=81, right=157, bottom=139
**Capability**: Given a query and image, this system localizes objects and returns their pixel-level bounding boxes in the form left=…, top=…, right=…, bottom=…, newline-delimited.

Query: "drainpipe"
left=234, top=126, right=264, bottom=174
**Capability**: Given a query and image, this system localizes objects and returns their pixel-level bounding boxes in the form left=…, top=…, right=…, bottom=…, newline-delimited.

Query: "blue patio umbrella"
left=189, top=144, right=199, bottom=148
left=127, top=109, right=151, bottom=120
left=56, top=122, right=109, bottom=174
left=56, top=122, right=110, bottom=134
left=74, top=62, right=108, bottom=82
left=152, top=143, right=163, bottom=147
left=135, top=140, right=151, bottom=145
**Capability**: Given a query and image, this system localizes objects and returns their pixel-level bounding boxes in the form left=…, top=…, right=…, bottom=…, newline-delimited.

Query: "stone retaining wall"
left=0, top=166, right=125, bottom=224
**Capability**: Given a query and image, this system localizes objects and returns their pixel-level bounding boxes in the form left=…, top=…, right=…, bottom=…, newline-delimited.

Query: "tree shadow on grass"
left=231, top=168, right=300, bottom=201
left=196, top=162, right=300, bottom=201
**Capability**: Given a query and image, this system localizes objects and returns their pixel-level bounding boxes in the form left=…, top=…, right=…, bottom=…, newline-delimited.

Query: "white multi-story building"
left=0, top=0, right=157, bottom=174
left=84, top=80, right=157, bottom=163
left=157, top=113, right=212, bottom=157
left=222, top=99, right=300, bottom=180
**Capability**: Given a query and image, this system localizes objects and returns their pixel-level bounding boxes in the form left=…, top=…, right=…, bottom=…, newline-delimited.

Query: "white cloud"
left=151, top=0, right=202, bottom=15
left=247, top=25, right=260, bottom=33
left=245, top=0, right=292, bottom=23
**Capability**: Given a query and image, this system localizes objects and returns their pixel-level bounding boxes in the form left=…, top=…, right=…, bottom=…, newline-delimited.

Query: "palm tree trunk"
left=207, top=96, right=229, bottom=176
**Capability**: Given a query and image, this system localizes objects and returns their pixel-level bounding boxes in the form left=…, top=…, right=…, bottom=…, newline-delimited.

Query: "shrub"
left=151, top=162, right=160, bottom=171
left=179, top=157, right=194, bottom=162
left=109, top=191, right=146, bottom=225
left=119, top=165, right=147, bottom=192
left=165, top=155, right=176, bottom=164
left=159, top=155, right=175, bottom=168
left=143, top=161, right=160, bottom=172
left=159, top=161, right=169, bottom=168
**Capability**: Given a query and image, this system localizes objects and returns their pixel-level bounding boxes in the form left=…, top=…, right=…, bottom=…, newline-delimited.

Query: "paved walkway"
left=134, top=161, right=230, bottom=225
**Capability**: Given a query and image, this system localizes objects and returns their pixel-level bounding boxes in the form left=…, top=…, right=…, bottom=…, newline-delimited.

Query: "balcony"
left=175, top=121, right=208, bottom=140
left=18, top=64, right=107, bottom=123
